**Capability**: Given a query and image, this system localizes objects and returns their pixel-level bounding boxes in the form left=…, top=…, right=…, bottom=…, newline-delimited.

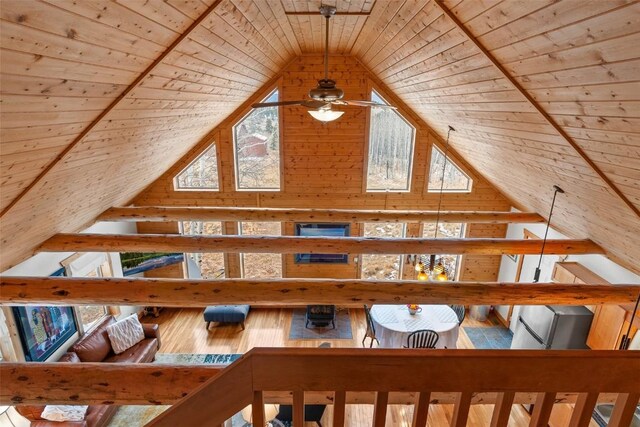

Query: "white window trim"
left=365, top=89, right=416, bottom=193
left=173, top=142, right=221, bottom=192
left=232, top=88, right=282, bottom=192
left=427, top=145, right=473, bottom=193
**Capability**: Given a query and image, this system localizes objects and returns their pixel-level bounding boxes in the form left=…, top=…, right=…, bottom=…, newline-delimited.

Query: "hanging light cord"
left=621, top=292, right=640, bottom=349
left=434, top=125, right=454, bottom=238
left=533, top=185, right=564, bottom=282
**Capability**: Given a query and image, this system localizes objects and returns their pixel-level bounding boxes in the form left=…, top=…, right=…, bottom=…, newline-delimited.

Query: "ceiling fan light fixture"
left=308, top=108, right=344, bottom=122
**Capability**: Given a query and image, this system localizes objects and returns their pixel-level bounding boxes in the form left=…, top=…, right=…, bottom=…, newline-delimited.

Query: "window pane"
left=422, top=223, right=465, bottom=280
left=367, top=91, right=415, bottom=191
left=78, top=266, right=108, bottom=330
left=240, top=222, right=282, bottom=278
left=361, top=223, right=404, bottom=280
left=182, top=221, right=225, bottom=279
left=428, top=146, right=471, bottom=192
left=234, top=90, right=281, bottom=190
left=77, top=306, right=107, bottom=330
left=174, top=143, right=219, bottom=190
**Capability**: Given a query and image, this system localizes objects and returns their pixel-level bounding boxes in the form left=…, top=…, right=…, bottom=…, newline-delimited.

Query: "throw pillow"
left=106, top=314, right=145, bottom=354
left=41, top=405, right=88, bottom=422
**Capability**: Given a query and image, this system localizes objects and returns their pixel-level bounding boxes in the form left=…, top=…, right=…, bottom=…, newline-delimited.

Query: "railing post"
left=333, top=391, right=346, bottom=427
left=568, top=393, right=598, bottom=427
left=490, top=391, right=515, bottom=427
left=372, top=391, right=389, bottom=427
left=451, top=392, right=472, bottom=427
left=529, top=393, right=556, bottom=427
left=412, top=392, right=431, bottom=427
left=293, top=390, right=304, bottom=427
left=608, top=393, right=640, bottom=427
left=252, top=391, right=265, bottom=427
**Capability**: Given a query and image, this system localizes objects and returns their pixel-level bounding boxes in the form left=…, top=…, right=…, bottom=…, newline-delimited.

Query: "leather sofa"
left=16, top=315, right=161, bottom=427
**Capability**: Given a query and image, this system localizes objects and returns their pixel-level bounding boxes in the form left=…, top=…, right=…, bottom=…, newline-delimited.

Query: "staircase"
left=146, top=348, right=639, bottom=427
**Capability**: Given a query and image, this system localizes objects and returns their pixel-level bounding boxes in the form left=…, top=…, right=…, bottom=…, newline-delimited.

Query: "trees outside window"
left=361, top=223, right=405, bottom=280
left=422, top=223, right=466, bottom=280
left=239, top=222, right=282, bottom=278
left=233, top=90, right=281, bottom=190
left=428, top=146, right=471, bottom=192
left=174, top=143, right=219, bottom=190
left=181, top=221, right=225, bottom=279
left=366, top=91, right=415, bottom=191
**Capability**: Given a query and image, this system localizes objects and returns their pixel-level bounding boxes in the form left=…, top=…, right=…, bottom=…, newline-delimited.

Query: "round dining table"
left=369, top=304, right=460, bottom=349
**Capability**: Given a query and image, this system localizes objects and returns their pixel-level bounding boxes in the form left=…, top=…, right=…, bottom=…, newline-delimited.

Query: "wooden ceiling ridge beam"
left=1, top=277, right=637, bottom=306
left=37, top=233, right=604, bottom=255
left=433, top=0, right=640, bottom=219
left=98, top=206, right=545, bottom=223
left=0, top=0, right=225, bottom=218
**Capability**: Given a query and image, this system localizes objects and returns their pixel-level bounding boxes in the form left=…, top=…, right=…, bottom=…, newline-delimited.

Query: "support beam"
left=98, top=207, right=545, bottom=224
left=38, top=234, right=603, bottom=255
left=1, top=277, right=638, bottom=307
left=1, top=363, right=222, bottom=405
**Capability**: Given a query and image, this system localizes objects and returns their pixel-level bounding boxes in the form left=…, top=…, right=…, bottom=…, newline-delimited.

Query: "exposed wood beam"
left=433, top=0, right=640, bottom=219
left=38, top=234, right=604, bottom=255
left=1, top=363, right=222, bottom=405
left=98, top=207, right=544, bottom=224
left=2, top=277, right=637, bottom=306
left=0, top=1, right=224, bottom=218
left=284, top=11, right=370, bottom=16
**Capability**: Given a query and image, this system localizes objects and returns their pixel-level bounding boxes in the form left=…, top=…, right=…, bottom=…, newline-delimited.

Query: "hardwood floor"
left=146, top=307, right=533, bottom=426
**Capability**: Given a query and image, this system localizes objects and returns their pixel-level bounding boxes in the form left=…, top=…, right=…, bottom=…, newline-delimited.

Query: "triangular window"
left=174, top=143, right=219, bottom=190
left=428, top=146, right=471, bottom=192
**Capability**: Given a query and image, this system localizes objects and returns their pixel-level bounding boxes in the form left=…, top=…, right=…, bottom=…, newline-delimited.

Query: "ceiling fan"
left=251, top=5, right=396, bottom=122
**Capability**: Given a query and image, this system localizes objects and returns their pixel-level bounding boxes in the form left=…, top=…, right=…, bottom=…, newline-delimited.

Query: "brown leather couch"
left=17, top=315, right=161, bottom=427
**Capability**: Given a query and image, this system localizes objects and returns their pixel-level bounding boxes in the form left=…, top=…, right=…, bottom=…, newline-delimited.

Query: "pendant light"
left=429, top=125, right=455, bottom=281
left=533, top=185, right=564, bottom=282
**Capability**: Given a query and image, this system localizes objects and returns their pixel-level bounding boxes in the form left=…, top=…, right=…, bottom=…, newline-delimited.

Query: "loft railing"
left=146, top=348, right=639, bottom=427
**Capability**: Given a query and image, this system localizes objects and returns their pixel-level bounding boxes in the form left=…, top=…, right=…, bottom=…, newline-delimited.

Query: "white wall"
left=495, top=222, right=640, bottom=332
left=1, top=221, right=140, bottom=361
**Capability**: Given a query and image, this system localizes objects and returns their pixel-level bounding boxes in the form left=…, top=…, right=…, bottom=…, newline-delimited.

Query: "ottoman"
left=204, top=305, right=250, bottom=330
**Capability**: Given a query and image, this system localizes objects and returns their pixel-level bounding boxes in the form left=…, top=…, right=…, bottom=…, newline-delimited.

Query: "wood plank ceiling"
left=0, top=0, right=638, bottom=273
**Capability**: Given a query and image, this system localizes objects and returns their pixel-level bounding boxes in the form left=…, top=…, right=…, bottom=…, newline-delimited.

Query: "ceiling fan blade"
left=339, top=100, right=398, bottom=109
left=301, top=100, right=331, bottom=109
left=251, top=100, right=307, bottom=108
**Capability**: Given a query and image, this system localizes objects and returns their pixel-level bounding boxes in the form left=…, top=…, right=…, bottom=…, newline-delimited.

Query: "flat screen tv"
left=295, top=223, right=350, bottom=264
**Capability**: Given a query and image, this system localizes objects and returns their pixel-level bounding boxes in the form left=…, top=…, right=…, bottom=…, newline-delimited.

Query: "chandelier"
left=411, top=125, right=455, bottom=282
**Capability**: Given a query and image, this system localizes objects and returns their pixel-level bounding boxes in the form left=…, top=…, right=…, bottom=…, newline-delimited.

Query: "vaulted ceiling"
left=1, top=0, right=638, bottom=273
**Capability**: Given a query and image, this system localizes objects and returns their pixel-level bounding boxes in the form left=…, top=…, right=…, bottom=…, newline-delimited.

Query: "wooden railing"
left=145, top=348, right=640, bottom=427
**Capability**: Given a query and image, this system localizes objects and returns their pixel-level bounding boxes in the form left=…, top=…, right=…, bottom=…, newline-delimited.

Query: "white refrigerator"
left=510, top=305, right=594, bottom=350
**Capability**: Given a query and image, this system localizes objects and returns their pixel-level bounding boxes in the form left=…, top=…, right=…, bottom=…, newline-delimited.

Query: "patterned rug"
left=464, top=326, right=513, bottom=349
left=289, top=308, right=352, bottom=340
left=106, top=353, right=243, bottom=427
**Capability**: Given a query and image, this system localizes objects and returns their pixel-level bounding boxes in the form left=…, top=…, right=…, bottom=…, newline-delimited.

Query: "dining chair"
left=362, top=305, right=380, bottom=348
left=404, top=329, right=439, bottom=349
left=450, top=304, right=466, bottom=325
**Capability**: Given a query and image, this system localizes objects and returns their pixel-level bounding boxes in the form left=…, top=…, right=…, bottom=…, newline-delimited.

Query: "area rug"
left=155, top=352, right=242, bottom=364
left=464, top=326, right=513, bottom=349
left=289, top=308, right=352, bottom=340
left=106, top=353, right=243, bottom=427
